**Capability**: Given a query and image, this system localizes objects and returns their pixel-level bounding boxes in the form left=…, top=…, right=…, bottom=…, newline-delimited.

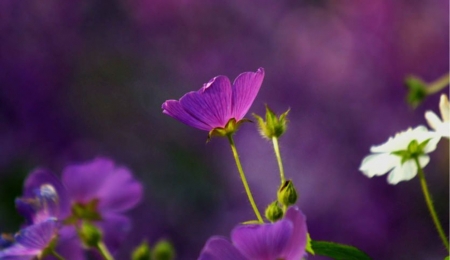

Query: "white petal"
left=423, top=136, right=441, bottom=153
left=370, top=137, right=397, bottom=153
left=439, top=94, right=449, bottom=122
left=359, top=153, right=398, bottom=177
left=436, top=123, right=450, bottom=138
left=418, top=155, right=430, bottom=169
left=424, top=111, right=442, bottom=131
left=387, top=160, right=418, bottom=184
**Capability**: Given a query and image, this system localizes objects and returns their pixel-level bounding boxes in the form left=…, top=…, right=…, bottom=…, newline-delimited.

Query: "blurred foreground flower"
left=198, top=207, right=307, bottom=260
left=8, top=157, right=143, bottom=259
left=425, top=94, right=450, bottom=138
left=359, top=126, right=440, bottom=184
left=162, top=68, right=264, bottom=136
left=62, top=158, right=143, bottom=251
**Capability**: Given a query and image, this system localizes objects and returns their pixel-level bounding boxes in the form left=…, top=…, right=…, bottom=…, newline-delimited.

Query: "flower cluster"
left=0, top=158, right=143, bottom=259
left=162, top=68, right=448, bottom=259
left=1, top=68, right=447, bottom=260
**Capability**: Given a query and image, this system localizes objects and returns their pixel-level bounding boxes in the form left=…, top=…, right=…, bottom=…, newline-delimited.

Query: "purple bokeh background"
left=0, top=0, right=448, bottom=259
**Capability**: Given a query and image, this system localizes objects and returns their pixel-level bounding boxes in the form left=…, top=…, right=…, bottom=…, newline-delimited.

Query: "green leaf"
left=311, top=240, right=372, bottom=260
left=444, top=256, right=449, bottom=260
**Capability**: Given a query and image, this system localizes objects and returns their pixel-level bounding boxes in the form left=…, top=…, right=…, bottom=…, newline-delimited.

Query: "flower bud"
left=265, top=201, right=284, bottom=222
left=253, top=105, right=289, bottom=139
left=152, top=240, right=175, bottom=260
left=78, top=222, right=102, bottom=248
left=405, top=76, right=428, bottom=108
left=277, top=180, right=298, bottom=207
left=132, top=240, right=151, bottom=260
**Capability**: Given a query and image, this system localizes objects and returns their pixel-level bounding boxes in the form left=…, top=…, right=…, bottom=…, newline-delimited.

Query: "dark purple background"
left=0, top=1, right=448, bottom=259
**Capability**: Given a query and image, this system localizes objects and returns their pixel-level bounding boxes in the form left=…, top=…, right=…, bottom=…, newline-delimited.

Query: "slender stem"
left=426, top=73, right=450, bottom=95
left=49, top=251, right=65, bottom=260
left=272, top=137, right=286, bottom=184
left=227, top=134, right=264, bottom=223
left=97, top=241, right=114, bottom=260
left=414, top=158, right=449, bottom=251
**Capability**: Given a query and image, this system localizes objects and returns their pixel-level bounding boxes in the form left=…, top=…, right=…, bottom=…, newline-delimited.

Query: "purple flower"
left=61, top=158, right=143, bottom=251
left=13, top=157, right=143, bottom=257
left=162, top=68, right=265, bottom=131
left=0, top=218, right=58, bottom=260
left=199, top=207, right=307, bottom=260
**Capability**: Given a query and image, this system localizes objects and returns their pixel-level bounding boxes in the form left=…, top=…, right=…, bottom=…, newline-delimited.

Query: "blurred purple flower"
left=0, top=218, right=58, bottom=260
left=162, top=68, right=265, bottom=131
left=61, top=157, right=144, bottom=251
left=13, top=158, right=143, bottom=257
left=199, top=207, right=307, bottom=260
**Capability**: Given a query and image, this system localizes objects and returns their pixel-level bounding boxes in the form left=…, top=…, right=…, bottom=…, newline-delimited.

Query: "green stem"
left=49, top=251, right=65, bottom=260
left=97, top=241, right=114, bottom=260
left=272, top=137, right=286, bottom=184
left=426, top=73, right=449, bottom=95
left=414, top=158, right=449, bottom=251
left=227, top=134, right=264, bottom=223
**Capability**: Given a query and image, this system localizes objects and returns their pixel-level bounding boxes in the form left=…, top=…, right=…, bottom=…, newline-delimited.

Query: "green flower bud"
left=152, top=240, right=175, bottom=260
left=78, top=222, right=102, bottom=248
left=132, top=240, right=152, bottom=260
left=277, top=180, right=298, bottom=207
left=265, top=201, right=284, bottom=222
left=253, top=105, right=289, bottom=139
left=405, top=76, right=428, bottom=108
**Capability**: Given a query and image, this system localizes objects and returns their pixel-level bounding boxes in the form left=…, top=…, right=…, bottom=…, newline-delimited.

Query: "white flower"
left=425, top=94, right=449, bottom=138
left=359, top=126, right=440, bottom=185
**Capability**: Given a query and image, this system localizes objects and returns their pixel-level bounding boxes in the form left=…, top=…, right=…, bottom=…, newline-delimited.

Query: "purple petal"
left=20, top=169, right=70, bottom=221
left=180, top=76, right=233, bottom=129
left=62, top=158, right=116, bottom=203
left=95, top=213, right=131, bottom=253
left=231, top=68, right=264, bottom=121
left=15, top=199, right=35, bottom=225
left=95, top=166, right=143, bottom=213
left=15, top=219, right=58, bottom=250
left=231, top=220, right=292, bottom=260
left=198, top=236, right=247, bottom=260
left=0, top=219, right=58, bottom=258
left=162, top=100, right=213, bottom=131
left=282, top=207, right=308, bottom=260
left=54, top=226, right=85, bottom=260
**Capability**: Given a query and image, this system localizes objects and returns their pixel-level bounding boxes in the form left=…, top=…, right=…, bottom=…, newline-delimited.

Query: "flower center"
left=69, top=199, right=102, bottom=222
